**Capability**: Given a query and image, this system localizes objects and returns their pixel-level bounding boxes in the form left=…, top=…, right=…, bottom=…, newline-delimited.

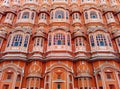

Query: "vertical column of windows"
left=17, top=13, right=21, bottom=20
left=24, top=35, right=29, bottom=47
left=0, top=38, right=3, bottom=48
left=67, top=34, right=70, bottom=46
left=3, top=0, right=9, bottom=5
left=116, top=38, right=120, bottom=46
left=0, top=14, right=2, bottom=20
left=48, top=35, right=52, bottom=46
left=66, top=11, right=69, bottom=19
left=107, top=35, right=112, bottom=46
left=90, top=35, right=95, bottom=47
left=98, top=12, right=102, bottom=19
left=40, top=13, right=46, bottom=20
left=13, top=0, right=20, bottom=4
left=7, top=35, right=11, bottom=47
left=6, top=13, right=10, bottom=19
left=85, top=12, right=88, bottom=19
left=31, top=12, right=35, bottom=20
left=10, top=14, right=14, bottom=20
left=5, top=13, right=14, bottom=23
left=34, top=38, right=43, bottom=47
left=72, top=14, right=74, bottom=20
left=110, top=0, right=117, bottom=5
left=81, top=0, right=96, bottom=3
left=51, top=12, right=54, bottom=19
left=116, top=37, right=120, bottom=52
left=75, top=37, right=84, bottom=46
left=100, top=0, right=106, bottom=3
left=76, top=39, right=78, bottom=46
left=73, top=13, right=80, bottom=20
left=105, top=12, right=115, bottom=23
left=79, top=37, right=84, bottom=46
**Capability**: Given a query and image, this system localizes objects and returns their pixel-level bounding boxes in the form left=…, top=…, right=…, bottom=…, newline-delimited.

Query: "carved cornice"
left=0, top=28, right=7, bottom=39
left=112, top=29, right=120, bottom=38
left=87, top=26, right=107, bottom=34
left=50, top=5, right=69, bottom=11
left=0, top=63, right=24, bottom=76
left=11, top=26, right=32, bottom=34
left=76, top=72, right=92, bottom=78
left=82, top=5, right=102, bottom=12
left=50, top=26, right=70, bottom=32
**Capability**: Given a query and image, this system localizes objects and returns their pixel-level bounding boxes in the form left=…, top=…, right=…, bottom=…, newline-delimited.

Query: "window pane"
left=55, top=10, right=64, bottom=19
left=54, top=33, right=65, bottom=45
left=90, top=11, right=98, bottom=19
left=24, top=36, right=29, bottom=47
left=22, top=12, right=29, bottom=19
left=12, top=35, right=22, bottom=47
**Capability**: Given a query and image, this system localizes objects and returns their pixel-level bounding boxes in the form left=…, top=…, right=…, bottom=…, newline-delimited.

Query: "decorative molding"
left=11, top=26, right=32, bottom=34
left=87, top=26, right=107, bottom=34
left=50, top=26, right=69, bottom=32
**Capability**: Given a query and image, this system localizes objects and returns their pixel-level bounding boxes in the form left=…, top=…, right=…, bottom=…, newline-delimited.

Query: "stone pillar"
left=100, top=71, right=106, bottom=89
left=12, top=72, right=17, bottom=89
left=94, top=74, right=99, bottom=89
left=19, top=75, right=23, bottom=89
left=115, top=72, right=120, bottom=88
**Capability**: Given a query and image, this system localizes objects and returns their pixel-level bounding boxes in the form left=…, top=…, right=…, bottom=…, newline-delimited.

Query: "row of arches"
left=0, top=62, right=120, bottom=89
left=1, top=0, right=119, bottom=6
left=0, top=28, right=119, bottom=53
left=1, top=8, right=120, bottom=25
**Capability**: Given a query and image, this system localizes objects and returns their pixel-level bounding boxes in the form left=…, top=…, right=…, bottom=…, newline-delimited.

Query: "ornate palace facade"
left=0, top=0, right=120, bottom=89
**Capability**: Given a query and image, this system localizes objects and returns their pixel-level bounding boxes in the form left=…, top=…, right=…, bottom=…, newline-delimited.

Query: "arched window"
left=66, top=11, right=69, bottom=19
left=55, top=10, right=64, bottom=19
left=73, top=13, right=80, bottom=20
left=98, top=12, right=102, bottom=19
left=96, top=34, right=107, bottom=46
left=7, top=35, right=11, bottom=47
left=48, top=35, right=52, bottom=46
left=90, top=35, right=95, bottom=47
left=16, top=75, right=21, bottom=81
left=13, top=0, right=20, bottom=3
left=31, top=12, right=35, bottom=20
left=57, top=84, right=61, bottom=89
left=85, top=12, right=88, bottom=19
left=107, top=36, right=112, bottom=46
left=51, top=12, right=54, bottom=19
left=76, top=13, right=79, bottom=19
left=90, top=11, right=98, bottom=19
left=24, top=36, right=29, bottom=47
left=57, top=74, right=61, bottom=79
left=76, top=39, right=78, bottom=46
left=34, top=38, right=43, bottom=47
left=97, top=74, right=101, bottom=80
left=18, top=13, right=21, bottom=19
left=72, top=14, right=75, bottom=20
left=0, top=38, right=3, bottom=47
left=116, top=38, right=120, bottom=46
left=54, top=33, right=65, bottom=45
left=11, top=35, right=23, bottom=47
left=22, top=12, right=29, bottom=19
left=67, top=34, right=71, bottom=46
left=75, top=37, right=84, bottom=46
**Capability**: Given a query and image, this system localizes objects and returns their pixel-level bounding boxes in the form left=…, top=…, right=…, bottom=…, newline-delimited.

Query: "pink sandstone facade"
left=0, top=0, right=120, bottom=89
